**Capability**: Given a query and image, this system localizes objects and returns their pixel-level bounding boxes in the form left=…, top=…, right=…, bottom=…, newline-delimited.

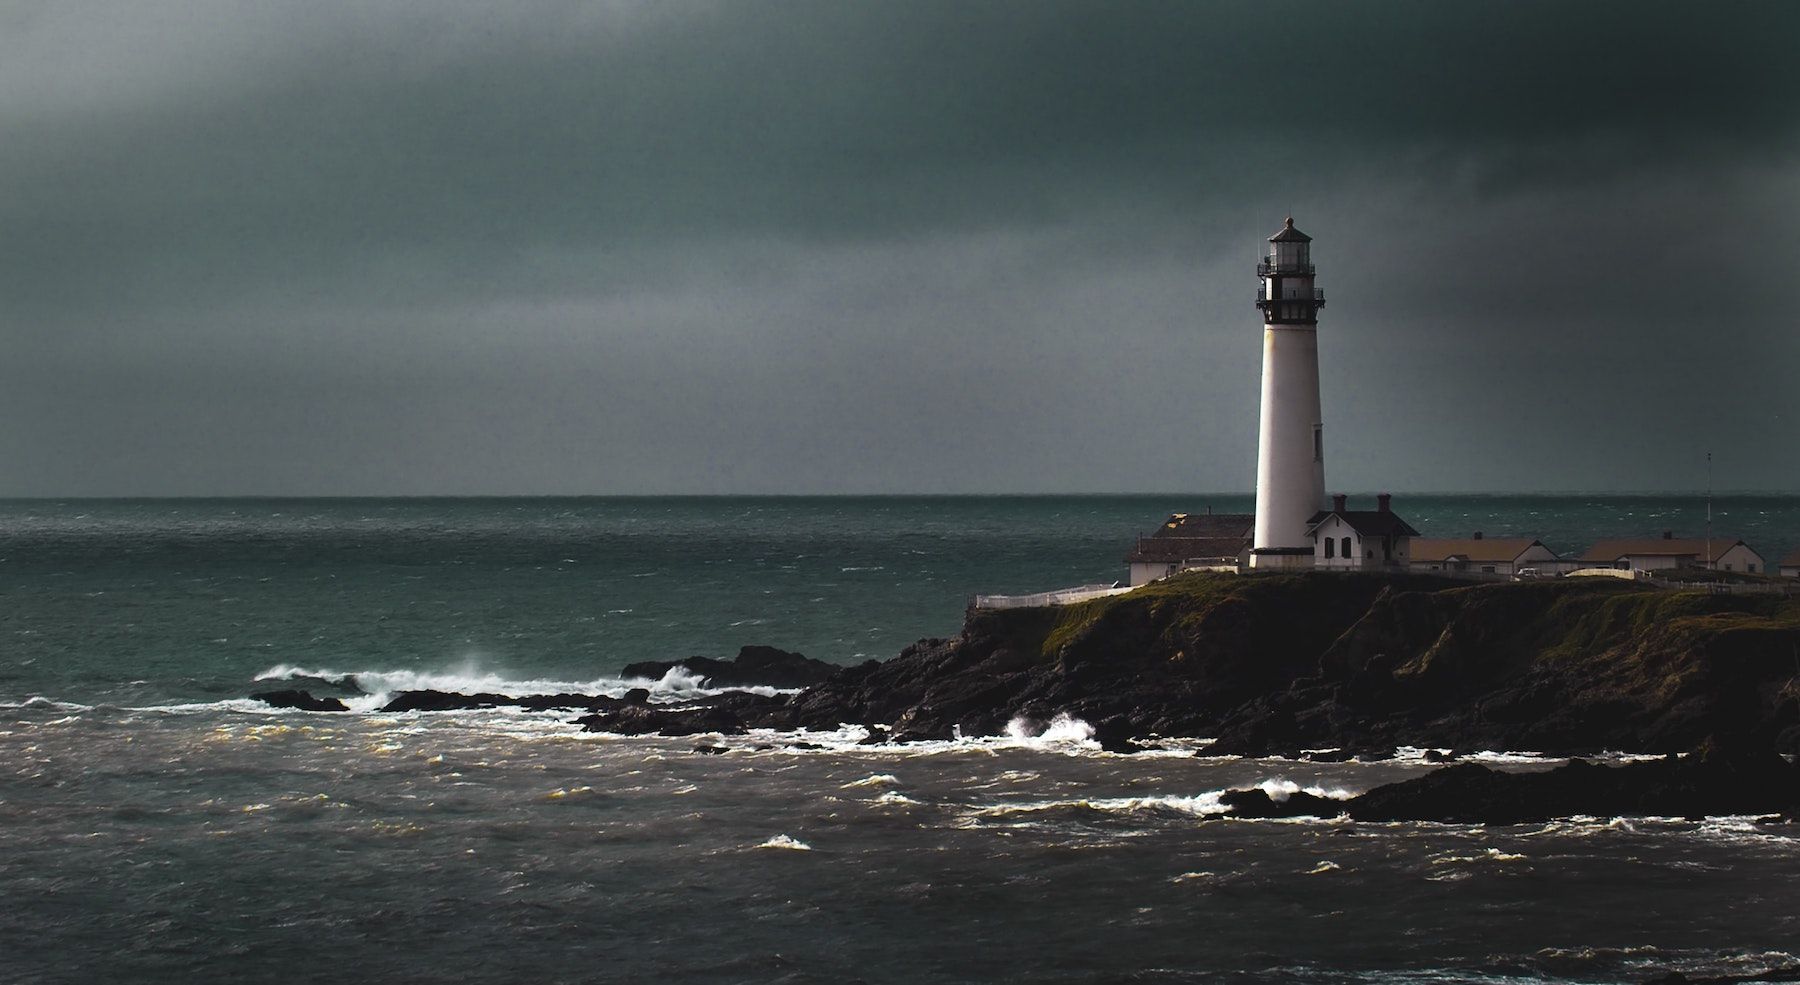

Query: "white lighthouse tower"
left=1249, top=217, right=1327, bottom=569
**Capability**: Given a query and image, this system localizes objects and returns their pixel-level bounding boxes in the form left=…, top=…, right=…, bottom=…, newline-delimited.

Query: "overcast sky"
left=3, top=0, right=1796, bottom=495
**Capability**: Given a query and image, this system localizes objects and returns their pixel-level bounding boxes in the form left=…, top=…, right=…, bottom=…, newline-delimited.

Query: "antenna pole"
left=1706, top=452, right=1713, bottom=570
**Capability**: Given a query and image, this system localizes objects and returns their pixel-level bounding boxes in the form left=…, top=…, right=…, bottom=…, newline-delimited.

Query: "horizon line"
left=2, top=490, right=1797, bottom=501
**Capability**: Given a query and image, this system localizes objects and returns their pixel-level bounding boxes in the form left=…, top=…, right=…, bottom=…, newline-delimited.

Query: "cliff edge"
left=736, top=571, right=1800, bottom=756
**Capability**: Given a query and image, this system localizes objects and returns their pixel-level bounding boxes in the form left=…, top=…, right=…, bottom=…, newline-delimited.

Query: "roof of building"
left=1154, top=512, right=1254, bottom=538
left=1126, top=536, right=1249, bottom=565
left=1579, top=538, right=1759, bottom=564
left=1124, top=511, right=1253, bottom=564
left=1269, top=217, right=1312, bottom=243
left=1306, top=510, right=1420, bottom=538
left=1410, top=537, right=1551, bottom=564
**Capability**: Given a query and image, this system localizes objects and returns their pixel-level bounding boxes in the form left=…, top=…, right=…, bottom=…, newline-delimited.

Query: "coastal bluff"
left=723, top=571, right=1800, bottom=757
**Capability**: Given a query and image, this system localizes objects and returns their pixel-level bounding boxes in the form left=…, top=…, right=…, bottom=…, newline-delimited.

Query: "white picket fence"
left=971, top=584, right=1135, bottom=611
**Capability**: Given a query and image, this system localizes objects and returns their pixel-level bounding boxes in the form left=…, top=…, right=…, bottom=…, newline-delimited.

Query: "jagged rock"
left=621, top=645, right=838, bottom=688
left=271, top=674, right=367, bottom=696
left=513, top=693, right=623, bottom=712
left=622, top=688, right=651, bottom=704
left=1088, top=715, right=1140, bottom=754
left=380, top=689, right=511, bottom=713
left=375, top=690, right=624, bottom=713
left=1345, top=748, right=1800, bottom=824
left=1218, top=788, right=1346, bottom=818
left=252, top=689, right=349, bottom=712
left=573, top=704, right=747, bottom=736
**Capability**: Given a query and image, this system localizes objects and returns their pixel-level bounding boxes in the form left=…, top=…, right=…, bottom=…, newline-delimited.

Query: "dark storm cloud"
left=2, top=1, right=1796, bottom=494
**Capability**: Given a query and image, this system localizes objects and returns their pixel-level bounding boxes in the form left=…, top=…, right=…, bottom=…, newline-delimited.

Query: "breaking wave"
left=251, top=662, right=792, bottom=713
left=971, top=792, right=1231, bottom=818
left=1255, top=778, right=1357, bottom=802
left=1004, top=713, right=1095, bottom=744
left=754, top=834, right=813, bottom=851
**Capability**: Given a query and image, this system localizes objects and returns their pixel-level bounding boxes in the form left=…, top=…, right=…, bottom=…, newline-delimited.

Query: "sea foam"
left=252, top=662, right=789, bottom=713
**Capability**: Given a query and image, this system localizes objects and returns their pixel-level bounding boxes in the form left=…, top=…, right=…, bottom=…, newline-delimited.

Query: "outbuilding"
left=1409, top=534, right=1561, bottom=578
left=1780, top=546, right=1800, bottom=579
left=1124, top=511, right=1253, bottom=586
left=1579, top=533, right=1767, bottom=574
left=1307, top=494, right=1418, bottom=570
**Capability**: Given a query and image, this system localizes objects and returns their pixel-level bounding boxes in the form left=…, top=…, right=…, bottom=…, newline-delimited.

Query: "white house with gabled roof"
left=1579, top=533, right=1767, bottom=574
left=1777, top=546, right=1800, bottom=579
left=1307, top=494, right=1418, bottom=570
left=1410, top=533, right=1561, bottom=577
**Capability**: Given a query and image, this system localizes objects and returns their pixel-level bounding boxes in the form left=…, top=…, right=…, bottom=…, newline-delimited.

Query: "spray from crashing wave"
left=1004, top=713, right=1096, bottom=746
left=251, top=661, right=791, bottom=713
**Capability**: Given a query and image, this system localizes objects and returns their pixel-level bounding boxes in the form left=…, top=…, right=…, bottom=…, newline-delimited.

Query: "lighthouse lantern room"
left=1250, top=218, right=1328, bottom=569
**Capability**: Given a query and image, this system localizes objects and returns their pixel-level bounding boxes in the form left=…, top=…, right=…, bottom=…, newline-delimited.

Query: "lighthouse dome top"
left=1269, top=217, right=1312, bottom=243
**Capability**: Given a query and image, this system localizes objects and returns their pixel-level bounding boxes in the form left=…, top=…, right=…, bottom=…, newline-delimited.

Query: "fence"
left=971, top=584, right=1135, bottom=611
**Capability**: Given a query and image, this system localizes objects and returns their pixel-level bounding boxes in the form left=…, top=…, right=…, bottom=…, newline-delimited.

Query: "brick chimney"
left=1377, top=493, right=1392, bottom=513
left=1472, top=531, right=1483, bottom=540
left=1663, top=530, right=1673, bottom=539
left=1332, top=493, right=1347, bottom=513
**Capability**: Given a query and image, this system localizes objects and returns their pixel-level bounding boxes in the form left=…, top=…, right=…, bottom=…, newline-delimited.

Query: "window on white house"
left=1313, top=426, right=1323, bottom=463
left=1341, top=537, right=1351, bottom=557
left=1325, top=538, right=1335, bottom=558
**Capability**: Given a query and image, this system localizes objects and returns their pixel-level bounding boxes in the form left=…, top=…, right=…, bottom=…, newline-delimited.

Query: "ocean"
left=4, top=495, right=1799, bottom=984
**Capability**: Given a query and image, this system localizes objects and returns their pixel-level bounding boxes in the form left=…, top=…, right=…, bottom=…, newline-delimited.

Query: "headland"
left=257, top=570, right=1800, bottom=824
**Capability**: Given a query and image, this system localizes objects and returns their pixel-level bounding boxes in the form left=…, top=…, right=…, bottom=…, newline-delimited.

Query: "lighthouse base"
left=1249, top=547, right=1315, bottom=571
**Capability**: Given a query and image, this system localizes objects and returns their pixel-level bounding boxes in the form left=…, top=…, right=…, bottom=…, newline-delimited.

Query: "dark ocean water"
left=4, top=496, right=1799, bottom=984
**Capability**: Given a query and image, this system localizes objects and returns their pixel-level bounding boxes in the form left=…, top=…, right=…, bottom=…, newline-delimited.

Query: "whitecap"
left=1254, top=778, right=1357, bottom=802
left=755, top=834, right=813, bottom=851
left=971, top=793, right=1229, bottom=818
left=1004, top=713, right=1097, bottom=746
left=6, top=696, right=94, bottom=712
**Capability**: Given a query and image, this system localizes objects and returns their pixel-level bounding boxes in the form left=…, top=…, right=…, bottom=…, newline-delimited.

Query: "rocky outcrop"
left=749, top=572, right=1800, bottom=757
left=252, top=689, right=349, bottom=712
left=252, top=646, right=836, bottom=715
left=251, top=573, right=1800, bottom=772
left=747, top=572, right=1462, bottom=742
left=376, top=690, right=629, bottom=713
left=573, top=702, right=755, bottom=737
left=1206, top=578, right=1800, bottom=757
left=621, top=645, right=838, bottom=689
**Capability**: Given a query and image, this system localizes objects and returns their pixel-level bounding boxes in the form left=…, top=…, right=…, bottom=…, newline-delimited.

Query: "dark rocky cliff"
left=725, top=571, right=1800, bottom=756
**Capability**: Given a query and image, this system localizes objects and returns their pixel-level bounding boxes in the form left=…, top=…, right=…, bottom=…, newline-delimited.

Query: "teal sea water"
left=4, top=495, right=1799, bottom=984
left=6, top=494, right=1798, bottom=707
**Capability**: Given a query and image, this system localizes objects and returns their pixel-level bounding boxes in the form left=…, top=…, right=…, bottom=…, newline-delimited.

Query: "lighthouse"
left=1249, top=218, right=1327, bottom=569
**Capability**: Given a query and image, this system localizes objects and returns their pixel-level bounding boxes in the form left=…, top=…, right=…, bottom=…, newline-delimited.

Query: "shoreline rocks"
left=245, top=572, right=1800, bottom=823
left=620, top=645, right=837, bottom=689
left=251, top=689, right=350, bottom=712
left=754, top=573, right=1800, bottom=758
